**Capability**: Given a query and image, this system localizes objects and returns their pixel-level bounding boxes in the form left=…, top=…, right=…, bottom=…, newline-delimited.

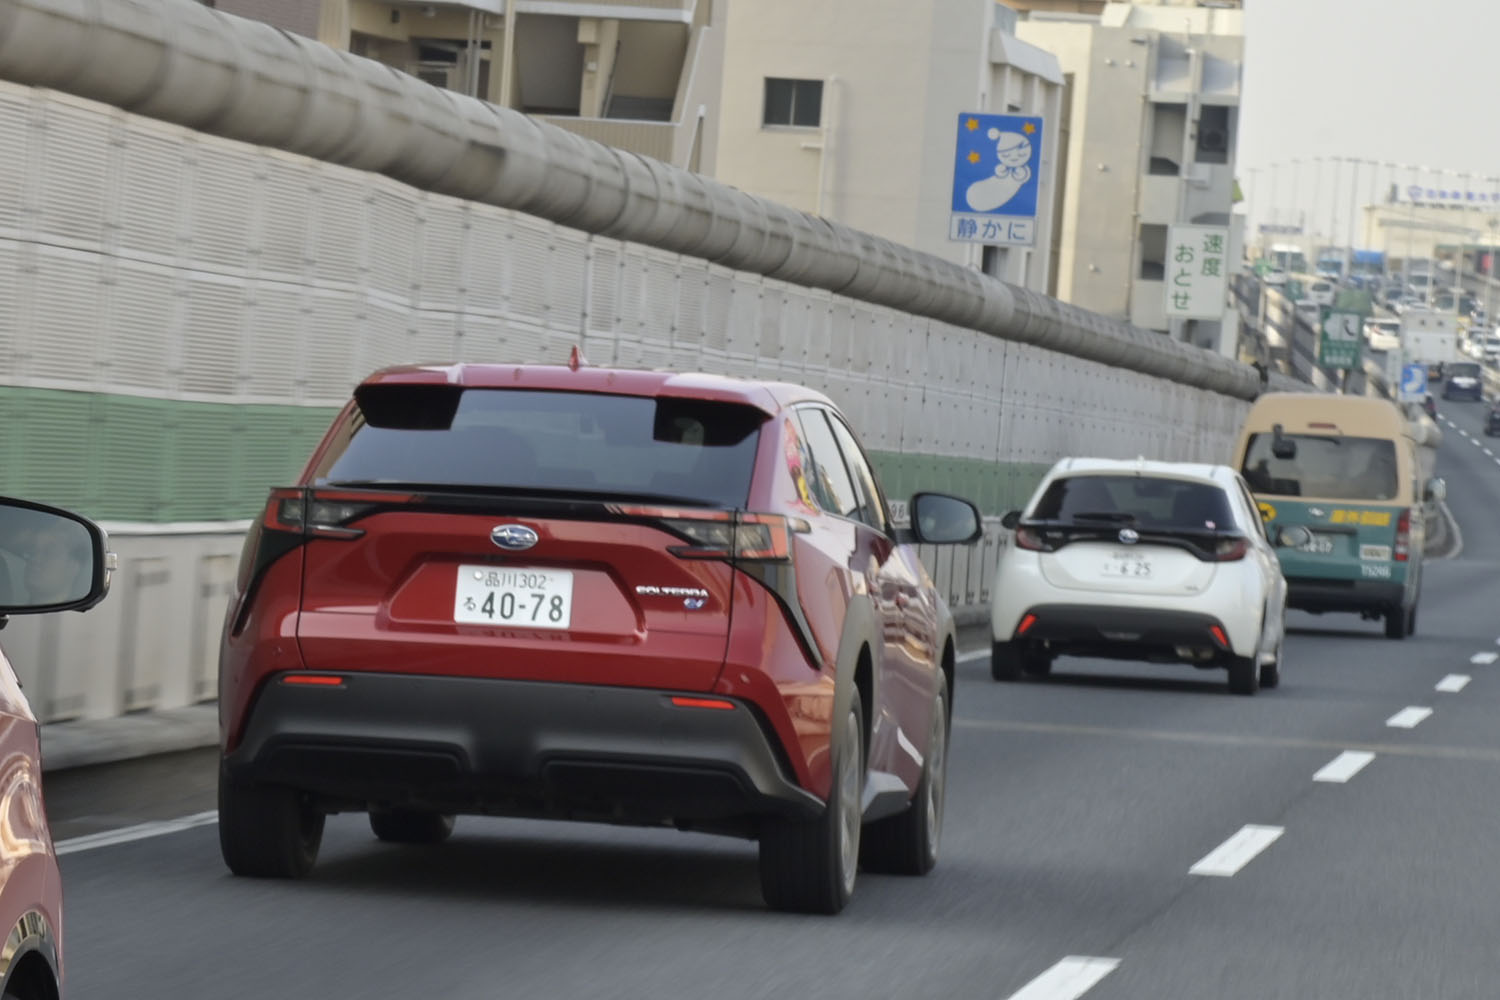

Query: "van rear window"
left=1241, top=434, right=1399, bottom=501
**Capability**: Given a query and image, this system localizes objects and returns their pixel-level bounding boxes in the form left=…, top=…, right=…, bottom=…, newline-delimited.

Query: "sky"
left=1237, top=0, right=1500, bottom=241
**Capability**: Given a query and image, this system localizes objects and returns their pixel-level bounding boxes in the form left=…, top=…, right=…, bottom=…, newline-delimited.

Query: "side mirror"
left=1275, top=525, right=1314, bottom=549
left=0, top=497, right=113, bottom=617
left=1424, top=477, right=1447, bottom=503
left=1000, top=510, right=1021, bottom=531
left=1271, top=422, right=1297, bottom=460
left=909, top=493, right=983, bottom=545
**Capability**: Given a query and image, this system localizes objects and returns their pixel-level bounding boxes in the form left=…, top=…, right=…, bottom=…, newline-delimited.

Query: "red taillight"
left=1016, top=613, right=1038, bottom=636
left=669, top=696, right=735, bottom=710
left=266, top=488, right=413, bottom=539
left=281, top=674, right=345, bottom=686
left=1211, top=537, right=1249, bottom=562
left=608, top=506, right=804, bottom=563
left=1395, top=508, right=1411, bottom=562
left=1014, top=527, right=1046, bottom=551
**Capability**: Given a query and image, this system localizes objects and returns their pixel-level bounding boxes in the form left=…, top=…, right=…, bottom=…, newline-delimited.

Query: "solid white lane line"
left=1313, top=750, right=1376, bottom=783
left=56, top=811, right=218, bottom=856
left=1006, top=957, right=1121, bottom=1000
left=1437, top=674, right=1472, bottom=693
left=1386, top=706, right=1433, bottom=729
left=1487, top=448, right=1495, bottom=458
left=1189, top=824, right=1284, bottom=877
left=1472, top=651, right=1499, bottom=664
left=958, top=648, right=989, bottom=663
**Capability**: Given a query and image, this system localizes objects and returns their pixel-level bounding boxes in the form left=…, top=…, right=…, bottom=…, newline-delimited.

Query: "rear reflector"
left=281, top=674, right=345, bottom=687
left=1017, top=613, right=1038, bottom=636
left=1209, top=626, right=1229, bottom=649
left=669, top=696, right=735, bottom=711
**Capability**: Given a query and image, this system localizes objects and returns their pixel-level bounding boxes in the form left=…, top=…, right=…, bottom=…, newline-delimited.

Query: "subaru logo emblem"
left=490, top=524, right=539, bottom=551
left=1118, top=528, right=1140, bottom=545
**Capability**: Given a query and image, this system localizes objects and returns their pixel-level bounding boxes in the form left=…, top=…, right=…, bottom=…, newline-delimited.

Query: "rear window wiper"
left=1070, top=511, right=1137, bottom=524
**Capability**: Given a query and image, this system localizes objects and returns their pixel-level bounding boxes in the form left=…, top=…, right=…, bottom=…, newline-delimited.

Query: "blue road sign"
left=950, top=112, right=1043, bottom=246
left=1400, top=363, right=1428, bottom=402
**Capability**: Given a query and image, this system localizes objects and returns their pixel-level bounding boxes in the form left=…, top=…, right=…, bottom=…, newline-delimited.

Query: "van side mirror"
left=1271, top=423, right=1297, bottom=460
left=909, top=493, right=983, bottom=545
left=1000, top=510, right=1021, bottom=531
left=1424, top=477, right=1447, bottom=503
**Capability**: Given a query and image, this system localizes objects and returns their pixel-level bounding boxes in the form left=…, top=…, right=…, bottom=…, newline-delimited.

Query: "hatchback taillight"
left=606, top=505, right=806, bottom=563
left=1210, top=537, right=1249, bottom=562
left=1014, top=527, right=1049, bottom=552
left=1395, top=508, right=1412, bottom=562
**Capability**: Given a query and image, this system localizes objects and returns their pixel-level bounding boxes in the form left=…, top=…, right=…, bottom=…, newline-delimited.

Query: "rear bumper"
left=1286, top=577, right=1406, bottom=613
left=1006, top=604, right=1236, bottom=662
left=224, top=672, right=822, bottom=827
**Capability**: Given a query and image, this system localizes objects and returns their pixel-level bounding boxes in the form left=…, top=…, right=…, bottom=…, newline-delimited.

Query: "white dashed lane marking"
left=1473, top=651, right=1499, bottom=664
left=1437, top=674, right=1472, bottom=693
left=1386, top=707, right=1434, bottom=729
left=1005, top=957, right=1121, bottom=1000
left=1313, top=751, right=1376, bottom=783
left=1189, top=824, right=1284, bottom=877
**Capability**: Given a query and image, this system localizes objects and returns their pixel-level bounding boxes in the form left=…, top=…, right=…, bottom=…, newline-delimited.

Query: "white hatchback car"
left=990, top=459, right=1305, bottom=695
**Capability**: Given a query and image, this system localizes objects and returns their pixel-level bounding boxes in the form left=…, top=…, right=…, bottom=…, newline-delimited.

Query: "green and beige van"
left=1232, top=393, right=1445, bottom=639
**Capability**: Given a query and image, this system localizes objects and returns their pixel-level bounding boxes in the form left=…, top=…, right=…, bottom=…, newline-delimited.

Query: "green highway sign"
left=1318, top=311, right=1364, bottom=370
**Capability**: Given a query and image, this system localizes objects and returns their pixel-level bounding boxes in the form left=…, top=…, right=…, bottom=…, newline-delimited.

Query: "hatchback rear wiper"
left=1070, top=511, right=1137, bottom=524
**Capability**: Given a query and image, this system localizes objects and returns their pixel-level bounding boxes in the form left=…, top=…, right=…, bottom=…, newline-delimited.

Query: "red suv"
left=0, top=496, right=113, bottom=999
left=218, top=362, right=980, bottom=913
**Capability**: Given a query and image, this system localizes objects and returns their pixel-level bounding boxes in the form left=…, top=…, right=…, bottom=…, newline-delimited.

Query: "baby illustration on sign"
left=965, top=129, right=1033, bottom=213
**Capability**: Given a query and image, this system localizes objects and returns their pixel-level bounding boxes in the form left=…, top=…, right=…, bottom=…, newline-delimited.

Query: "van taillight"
left=1395, top=508, right=1412, bottom=562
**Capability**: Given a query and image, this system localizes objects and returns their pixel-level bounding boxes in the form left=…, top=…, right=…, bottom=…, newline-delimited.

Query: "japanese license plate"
left=1101, top=551, right=1153, bottom=579
left=1300, top=533, right=1336, bottom=556
left=454, top=565, right=573, bottom=629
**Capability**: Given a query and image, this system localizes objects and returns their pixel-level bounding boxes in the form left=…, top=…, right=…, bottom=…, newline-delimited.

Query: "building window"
left=1148, top=102, right=1187, bottom=176
left=1138, top=224, right=1167, bottom=280
left=763, top=78, right=823, bottom=128
left=1196, top=105, right=1232, bottom=165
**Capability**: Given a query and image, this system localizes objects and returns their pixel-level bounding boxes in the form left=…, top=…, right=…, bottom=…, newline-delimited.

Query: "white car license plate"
left=454, top=565, right=573, bottom=629
left=1101, top=552, right=1152, bottom=579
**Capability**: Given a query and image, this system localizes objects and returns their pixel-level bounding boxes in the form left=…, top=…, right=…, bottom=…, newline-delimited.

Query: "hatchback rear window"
left=1030, top=475, right=1236, bottom=531
left=1241, top=434, right=1398, bottom=501
left=310, top=387, right=765, bottom=508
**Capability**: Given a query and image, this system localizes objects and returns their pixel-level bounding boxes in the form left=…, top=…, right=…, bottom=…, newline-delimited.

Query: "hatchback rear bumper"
left=1009, top=603, right=1236, bottom=661
left=224, top=672, right=823, bottom=828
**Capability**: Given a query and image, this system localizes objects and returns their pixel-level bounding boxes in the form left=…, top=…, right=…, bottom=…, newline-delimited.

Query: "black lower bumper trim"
left=1014, top=604, right=1230, bottom=661
left=225, top=672, right=822, bottom=827
left=1286, top=577, right=1407, bottom=614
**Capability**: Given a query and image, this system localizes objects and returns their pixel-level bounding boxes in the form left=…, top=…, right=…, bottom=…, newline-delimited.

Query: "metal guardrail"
left=0, top=0, right=1267, bottom=400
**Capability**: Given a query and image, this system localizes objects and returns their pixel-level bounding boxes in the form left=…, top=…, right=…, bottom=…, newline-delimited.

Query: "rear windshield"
left=1448, top=363, right=1481, bottom=378
left=1241, top=433, right=1399, bottom=501
left=1030, top=475, right=1236, bottom=531
left=311, top=388, right=765, bottom=508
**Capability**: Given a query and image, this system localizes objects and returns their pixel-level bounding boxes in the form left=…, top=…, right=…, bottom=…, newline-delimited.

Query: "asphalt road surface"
left=41, top=416, right=1500, bottom=1000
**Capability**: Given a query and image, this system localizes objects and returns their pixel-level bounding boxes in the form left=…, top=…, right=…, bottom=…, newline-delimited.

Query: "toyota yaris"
left=218, top=362, right=982, bottom=914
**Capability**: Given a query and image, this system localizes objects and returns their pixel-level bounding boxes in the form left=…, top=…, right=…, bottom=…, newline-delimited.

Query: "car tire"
left=759, top=688, right=865, bottom=914
left=1385, top=603, right=1413, bottom=640
left=1259, top=643, right=1282, bottom=690
left=369, top=809, right=455, bottom=845
left=1227, top=655, right=1260, bottom=696
left=860, top=673, right=948, bottom=877
left=219, top=767, right=324, bottom=879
